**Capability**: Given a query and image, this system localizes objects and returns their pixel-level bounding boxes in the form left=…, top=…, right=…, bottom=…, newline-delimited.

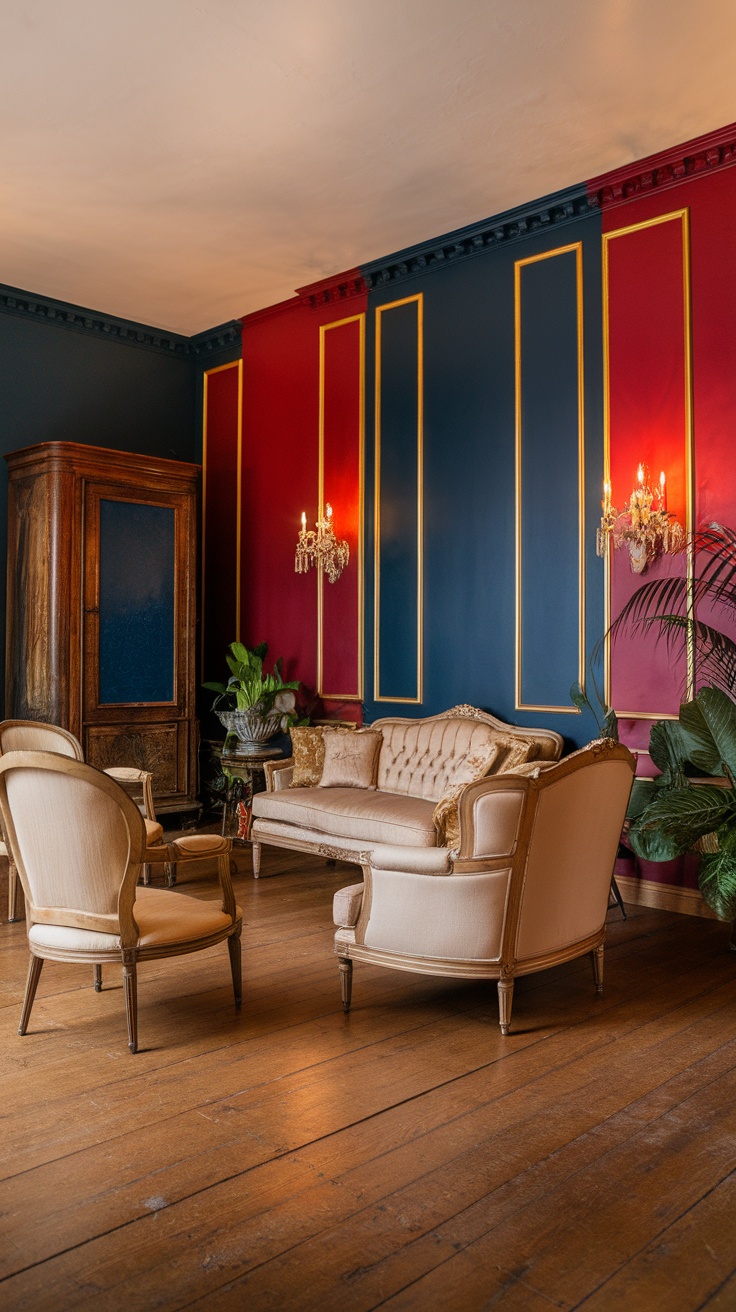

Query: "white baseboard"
left=616, top=873, right=719, bottom=920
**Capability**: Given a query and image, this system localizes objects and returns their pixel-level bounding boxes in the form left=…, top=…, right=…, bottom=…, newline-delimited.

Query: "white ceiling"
left=2, top=0, right=735, bottom=335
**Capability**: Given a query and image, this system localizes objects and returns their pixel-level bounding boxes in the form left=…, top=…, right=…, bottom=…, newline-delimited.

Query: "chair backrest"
left=0, top=752, right=145, bottom=941
left=513, top=742, right=635, bottom=962
left=0, top=720, right=83, bottom=759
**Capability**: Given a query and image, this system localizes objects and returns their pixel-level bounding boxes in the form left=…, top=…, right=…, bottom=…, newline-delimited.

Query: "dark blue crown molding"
left=360, top=184, right=595, bottom=290
left=0, top=283, right=241, bottom=360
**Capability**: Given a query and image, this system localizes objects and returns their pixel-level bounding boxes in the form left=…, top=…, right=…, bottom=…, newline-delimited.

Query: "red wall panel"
left=240, top=277, right=367, bottom=712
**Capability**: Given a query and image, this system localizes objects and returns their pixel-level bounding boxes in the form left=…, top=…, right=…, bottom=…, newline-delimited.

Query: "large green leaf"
left=648, top=720, right=687, bottom=787
left=679, top=687, right=736, bottom=777
left=699, top=849, right=736, bottom=920
left=628, top=784, right=735, bottom=861
left=626, top=778, right=659, bottom=822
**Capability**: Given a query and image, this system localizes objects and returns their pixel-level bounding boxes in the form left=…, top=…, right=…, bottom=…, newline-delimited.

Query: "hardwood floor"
left=1, top=846, right=735, bottom=1311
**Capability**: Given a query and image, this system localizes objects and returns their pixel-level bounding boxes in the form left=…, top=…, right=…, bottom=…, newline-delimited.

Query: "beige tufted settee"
left=250, top=705, right=563, bottom=878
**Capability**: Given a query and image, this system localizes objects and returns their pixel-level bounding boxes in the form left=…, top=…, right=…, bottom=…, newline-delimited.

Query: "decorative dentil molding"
left=296, top=270, right=366, bottom=311
left=587, top=122, right=736, bottom=211
left=361, top=186, right=595, bottom=291
left=0, top=283, right=241, bottom=361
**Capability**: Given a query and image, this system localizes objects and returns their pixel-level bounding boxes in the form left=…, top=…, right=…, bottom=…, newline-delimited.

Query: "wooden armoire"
left=5, top=442, right=200, bottom=814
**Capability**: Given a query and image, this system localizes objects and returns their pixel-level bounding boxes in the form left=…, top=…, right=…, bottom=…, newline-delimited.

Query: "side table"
left=211, top=742, right=284, bottom=844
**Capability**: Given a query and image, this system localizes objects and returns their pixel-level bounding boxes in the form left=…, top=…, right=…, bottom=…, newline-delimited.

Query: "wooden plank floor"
left=1, top=846, right=735, bottom=1311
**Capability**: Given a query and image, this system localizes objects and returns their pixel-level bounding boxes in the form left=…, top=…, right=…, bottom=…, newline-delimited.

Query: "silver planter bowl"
left=218, top=708, right=284, bottom=756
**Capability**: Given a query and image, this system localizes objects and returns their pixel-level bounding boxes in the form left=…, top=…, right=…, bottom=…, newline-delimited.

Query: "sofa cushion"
left=376, top=719, right=501, bottom=801
left=252, top=787, right=438, bottom=846
left=319, top=729, right=381, bottom=789
left=290, top=726, right=327, bottom=786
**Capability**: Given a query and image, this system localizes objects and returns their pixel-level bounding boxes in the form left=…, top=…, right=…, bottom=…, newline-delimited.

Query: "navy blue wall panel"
left=517, top=247, right=582, bottom=711
left=363, top=195, right=604, bottom=748
left=375, top=298, right=421, bottom=702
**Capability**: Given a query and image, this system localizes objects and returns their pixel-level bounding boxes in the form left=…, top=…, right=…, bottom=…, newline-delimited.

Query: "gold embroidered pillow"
left=432, top=740, right=502, bottom=849
left=319, top=729, right=382, bottom=789
left=490, top=733, right=541, bottom=772
left=290, top=726, right=326, bottom=787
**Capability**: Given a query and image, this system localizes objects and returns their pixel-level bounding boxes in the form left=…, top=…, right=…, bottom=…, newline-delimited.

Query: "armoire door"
left=82, top=481, right=194, bottom=805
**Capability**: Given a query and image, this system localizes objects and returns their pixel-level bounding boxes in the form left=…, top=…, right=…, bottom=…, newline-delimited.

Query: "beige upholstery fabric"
left=376, top=719, right=502, bottom=801
left=28, top=886, right=238, bottom=952
left=6, top=768, right=141, bottom=918
left=253, top=787, right=437, bottom=846
left=333, top=883, right=364, bottom=928
left=251, top=817, right=372, bottom=856
left=0, top=724, right=81, bottom=758
left=364, top=867, right=512, bottom=960
left=145, top=819, right=164, bottom=846
left=515, top=758, right=634, bottom=960
left=469, top=787, right=527, bottom=858
left=290, top=727, right=327, bottom=787
left=319, top=730, right=382, bottom=789
left=134, top=886, right=236, bottom=947
left=171, top=834, right=230, bottom=856
left=369, top=845, right=451, bottom=875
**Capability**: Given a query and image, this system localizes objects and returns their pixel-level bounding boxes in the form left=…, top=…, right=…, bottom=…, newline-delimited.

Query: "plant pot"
left=217, top=709, right=283, bottom=756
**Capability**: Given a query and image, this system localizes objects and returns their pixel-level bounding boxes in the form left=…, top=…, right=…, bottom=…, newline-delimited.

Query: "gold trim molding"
left=602, top=209, right=694, bottom=719
left=373, top=294, right=424, bottom=704
left=201, top=359, right=243, bottom=667
left=514, top=243, right=585, bottom=714
left=317, top=313, right=365, bottom=702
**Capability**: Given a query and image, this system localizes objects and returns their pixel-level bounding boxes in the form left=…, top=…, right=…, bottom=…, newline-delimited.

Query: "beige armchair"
left=333, top=740, right=636, bottom=1035
left=0, top=751, right=242, bottom=1053
left=1, top=721, right=231, bottom=922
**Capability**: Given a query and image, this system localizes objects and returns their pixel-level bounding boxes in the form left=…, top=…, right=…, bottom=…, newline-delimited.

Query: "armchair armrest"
left=455, top=775, right=530, bottom=862
left=333, top=882, right=364, bottom=928
left=369, top=845, right=452, bottom=875
left=264, top=758, right=294, bottom=791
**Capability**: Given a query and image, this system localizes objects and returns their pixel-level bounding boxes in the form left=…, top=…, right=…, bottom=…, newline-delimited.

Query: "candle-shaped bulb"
left=660, top=471, right=665, bottom=489
left=660, top=471, right=667, bottom=509
left=637, top=464, right=644, bottom=485
left=301, top=511, right=306, bottom=528
left=325, top=503, right=333, bottom=520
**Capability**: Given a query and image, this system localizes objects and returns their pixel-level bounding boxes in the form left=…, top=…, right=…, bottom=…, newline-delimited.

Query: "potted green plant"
left=203, top=641, right=299, bottom=756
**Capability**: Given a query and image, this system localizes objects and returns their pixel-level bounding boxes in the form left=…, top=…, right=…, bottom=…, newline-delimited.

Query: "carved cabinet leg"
left=338, top=957, right=353, bottom=1013
left=591, top=943, right=605, bottom=994
left=497, top=977, right=514, bottom=1035
left=252, top=841, right=261, bottom=879
left=19, top=954, right=44, bottom=1036
left=228, top=929, right=242, bottom=1009
left=93, top=964, right=103, bottom=992
left=123, top=955, right=139, bottom=1054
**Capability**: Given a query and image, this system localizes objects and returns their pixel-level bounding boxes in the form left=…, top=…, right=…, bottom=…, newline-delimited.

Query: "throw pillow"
left=319, top=729, right=382, bottom=789
left=290, top=726, right=326, bottom=787
left=432, top=740, right=502, bottom=849
left=490, top=732, right=541, bottom=772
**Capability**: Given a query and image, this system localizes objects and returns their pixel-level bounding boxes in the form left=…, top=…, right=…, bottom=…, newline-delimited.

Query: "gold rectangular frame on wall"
left=317, top=312, right=365, bottom=701
left=514, top=243, right=586, bottom=713
left=602, top=209, right=694, bottom=720
left=201, top=358, right=243, bottom=668
left=373, top=293, right=424, bottom=704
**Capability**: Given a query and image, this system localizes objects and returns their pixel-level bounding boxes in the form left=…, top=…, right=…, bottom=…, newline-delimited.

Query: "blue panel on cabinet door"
left=98, top=500, right=175, bottom=704
left=376, top=299, right=421, bottom=702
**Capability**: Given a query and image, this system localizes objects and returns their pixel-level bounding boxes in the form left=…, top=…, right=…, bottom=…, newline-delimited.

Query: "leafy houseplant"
left=603, top=521, right=736, bottom=921
left=203, top=641, right=299, bottom=756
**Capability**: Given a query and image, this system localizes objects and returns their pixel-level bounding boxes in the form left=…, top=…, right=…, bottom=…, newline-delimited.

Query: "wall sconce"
left=596, top=464, right=685, bottom=574
left=295, top=503, right=349, bottom=584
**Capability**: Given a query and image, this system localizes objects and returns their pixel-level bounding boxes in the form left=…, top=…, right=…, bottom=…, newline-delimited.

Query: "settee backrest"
left=375, top=717, right=497, bottom=800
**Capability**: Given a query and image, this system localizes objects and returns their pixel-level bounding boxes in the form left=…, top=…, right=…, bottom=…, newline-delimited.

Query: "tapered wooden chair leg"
left=228, top=930, right=242, bottom=1008
left=93, top=964, right=102, bottom=992
left=338, top=957, right=353, bottom=1013
left=8, top=859, right=21, bottom=922
left=497, top=977, right=514, bottom=1035
left=123, top=958, right=138, bottom=1053
left=591, top=944, right=604, bottom=994
left=252, top=841, right=261, bottom=879
left=19, top=954, right=44, bottom=1035
left=165, top=861, right=176, bottom=887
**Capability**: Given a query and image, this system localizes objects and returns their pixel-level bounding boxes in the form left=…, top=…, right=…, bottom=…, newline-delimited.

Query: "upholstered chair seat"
left=333, top=741, right=636, bottom=1035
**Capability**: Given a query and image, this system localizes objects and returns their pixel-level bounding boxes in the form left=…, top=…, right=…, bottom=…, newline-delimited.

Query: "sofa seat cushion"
left=252, top=787, right=438, bottom=847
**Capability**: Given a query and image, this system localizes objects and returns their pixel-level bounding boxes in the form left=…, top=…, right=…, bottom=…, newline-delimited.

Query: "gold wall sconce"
left=295, top=503, right=349, bottom=584
left=596, top=464, right=685, bottom=574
